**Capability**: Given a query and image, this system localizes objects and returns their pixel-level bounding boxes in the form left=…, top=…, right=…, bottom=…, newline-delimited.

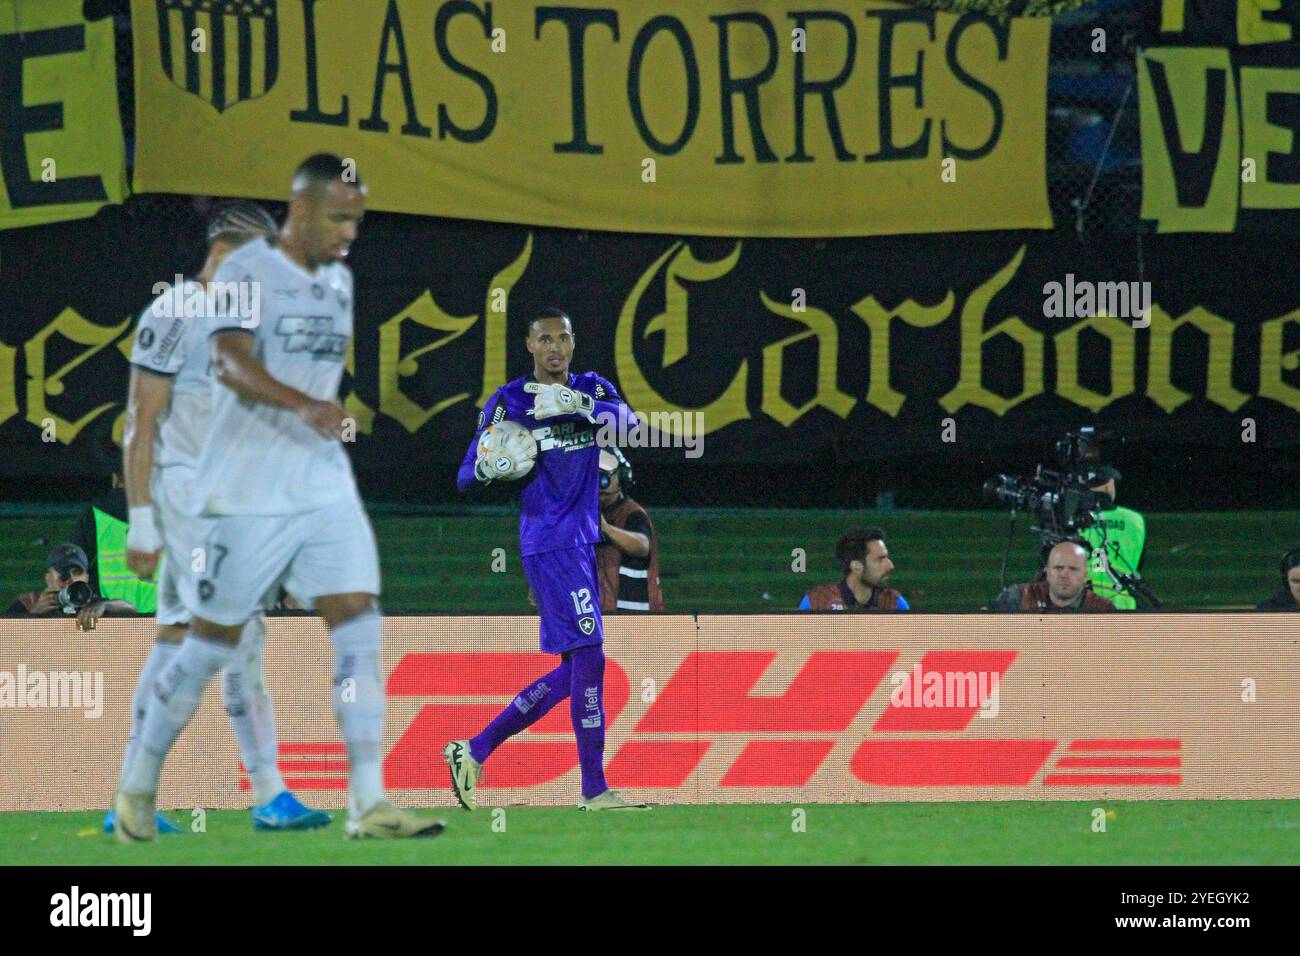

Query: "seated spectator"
left=7, top=543, right=135, bottom=623
left=991, top=540, right=1115, bottom=612
left=1256, top=548, right=1300, bottom=611
left=596, top=448, right=663, bottom=612
left=800, top=528, right=909, bottom=611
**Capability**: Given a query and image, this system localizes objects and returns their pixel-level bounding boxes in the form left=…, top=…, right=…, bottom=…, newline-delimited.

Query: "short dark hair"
left=1280, top=546, right=1300, bottom=584
left=529, top=307, right=571, bottom=334
left=836, top=527, right=885, bottom=575
left=292, top=152, right=364, bottom=193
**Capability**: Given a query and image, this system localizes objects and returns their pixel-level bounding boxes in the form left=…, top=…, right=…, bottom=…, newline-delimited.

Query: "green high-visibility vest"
left=93, top=507, right=158, bottom=613
left=1080, top=506, right=1146, bottom=611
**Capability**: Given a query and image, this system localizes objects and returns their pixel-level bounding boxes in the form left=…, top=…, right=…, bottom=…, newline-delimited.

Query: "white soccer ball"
left=478, top=420, right=537, bottom=480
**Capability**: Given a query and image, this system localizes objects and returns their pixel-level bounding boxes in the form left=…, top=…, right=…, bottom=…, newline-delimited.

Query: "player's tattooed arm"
left=211, top=331, right=346, bottom=438
left=123, top=368, right=171, bottom=576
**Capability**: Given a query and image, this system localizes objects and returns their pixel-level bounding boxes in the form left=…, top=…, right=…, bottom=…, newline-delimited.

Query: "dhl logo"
left=239, top=651, right=1182, bottom=790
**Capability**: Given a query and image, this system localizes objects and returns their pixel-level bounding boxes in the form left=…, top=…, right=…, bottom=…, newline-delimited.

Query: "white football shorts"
left=152, top=465, right=201, bottom=627
left=177, top=490, right=381, bottom=626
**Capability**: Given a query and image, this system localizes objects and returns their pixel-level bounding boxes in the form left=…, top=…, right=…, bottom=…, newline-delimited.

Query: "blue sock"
left=470, top=658, right=572, bottom=764
left=568, top=645, right=608, bottom=799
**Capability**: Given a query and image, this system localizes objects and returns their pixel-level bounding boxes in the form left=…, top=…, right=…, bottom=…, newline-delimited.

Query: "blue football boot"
left=103, top=809, right=183, bottom=835
left=251, top=791, right=332, bottom=831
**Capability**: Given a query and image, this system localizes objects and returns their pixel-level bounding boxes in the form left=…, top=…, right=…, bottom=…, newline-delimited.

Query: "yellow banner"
left=1138, top=47, right=1241, bottom=233
left=1138, top=6, right=1300, bottom=233
left=130, top=0, right=1051, bottom=237
left=0, top=1, right=128, bottom=231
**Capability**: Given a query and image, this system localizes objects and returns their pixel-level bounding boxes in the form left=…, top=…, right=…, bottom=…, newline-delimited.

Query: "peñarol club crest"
left=154, top=0, right=278, bottom=112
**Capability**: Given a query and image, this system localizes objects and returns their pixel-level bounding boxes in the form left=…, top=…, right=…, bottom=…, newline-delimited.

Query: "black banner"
left=0, top=205, right=1298, bottom=483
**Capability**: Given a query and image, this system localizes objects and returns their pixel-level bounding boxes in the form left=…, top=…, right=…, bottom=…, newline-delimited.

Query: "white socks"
left=221, top=614, right=287, bottom=807
left=119, top=641, right=179, bottom=780
left=330, top=609, right=386, bottom=818
left=121, top=633, right=236, bottom=795
left=118, top=611, right=386, bottom=817
left=117, top=620, right=287, bottom=806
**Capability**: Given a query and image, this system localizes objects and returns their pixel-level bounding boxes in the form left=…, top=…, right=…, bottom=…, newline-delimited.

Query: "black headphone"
left=1280, top=547, right=1300, bottom=586
left=599, top=446, right=633, bottom=492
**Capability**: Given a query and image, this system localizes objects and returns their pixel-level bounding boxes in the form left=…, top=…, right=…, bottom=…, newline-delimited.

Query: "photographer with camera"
left=991, top=540, right=1115, bottom=612
left=70, top=468, right=158, bottom=616
left=6, top=543, right=136, bottom=625
left=596, top=448, right=663, bottom=612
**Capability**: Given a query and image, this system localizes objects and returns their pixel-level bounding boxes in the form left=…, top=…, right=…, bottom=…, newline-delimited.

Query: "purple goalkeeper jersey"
left=457, top=371, right=638, bottom=557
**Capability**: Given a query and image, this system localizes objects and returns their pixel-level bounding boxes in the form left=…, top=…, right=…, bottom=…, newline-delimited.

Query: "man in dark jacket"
left=1256, top=547, right=1300, bottom=610
left=800, top=527, right=909, bottom=611
left=992, top=540, right=1115, bottom=612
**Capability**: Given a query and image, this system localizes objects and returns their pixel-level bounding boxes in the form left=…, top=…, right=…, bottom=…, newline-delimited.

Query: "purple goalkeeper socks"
left=568, top=644, right=609, bottom=799
left=467, top=644, right=610, bottom=798
left=469, top=658, right=572, bottom=764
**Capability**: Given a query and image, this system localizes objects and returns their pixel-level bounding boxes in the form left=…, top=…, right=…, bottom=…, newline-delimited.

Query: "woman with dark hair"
left=1256, top=548, right=1300, bottom=610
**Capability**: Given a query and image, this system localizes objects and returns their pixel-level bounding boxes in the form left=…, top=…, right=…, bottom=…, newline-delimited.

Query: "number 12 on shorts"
left=570, top=588, right=594, bottom=614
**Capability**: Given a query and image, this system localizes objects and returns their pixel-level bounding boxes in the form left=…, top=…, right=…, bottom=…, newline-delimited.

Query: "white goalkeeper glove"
left=474, top=455, right=519, bottom=482
left=126, top=505, right=163, bottom=554
left=475, top=421, right=538, bottom=482
left=525, top=381, right=595, bottom=421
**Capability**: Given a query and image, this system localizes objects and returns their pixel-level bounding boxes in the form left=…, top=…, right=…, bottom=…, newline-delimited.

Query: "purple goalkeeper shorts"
left=523, top=544, right=604, bottom=654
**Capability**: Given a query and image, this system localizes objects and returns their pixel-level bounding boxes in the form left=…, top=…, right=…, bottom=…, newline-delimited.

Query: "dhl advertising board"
left=2, top=614, right=1296, bottom=810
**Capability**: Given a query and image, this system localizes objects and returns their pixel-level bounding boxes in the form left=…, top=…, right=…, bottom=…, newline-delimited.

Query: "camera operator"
left=799, top=528, right=909, bottom=611
left=991, top=540, right=1115, bottom=612
left=1077, top=466, right=1147, bottom=610
left=596, top=448, right=663, bottom=611
left=6, top=543, right=135, bottom=625
left=1256, top=547, right=1300, bottom=610
left=986, top=427, right=1161, bottom=610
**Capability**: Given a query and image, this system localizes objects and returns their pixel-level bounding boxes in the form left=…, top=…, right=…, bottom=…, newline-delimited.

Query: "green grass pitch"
left=4, top=801, right=1297, bottom=865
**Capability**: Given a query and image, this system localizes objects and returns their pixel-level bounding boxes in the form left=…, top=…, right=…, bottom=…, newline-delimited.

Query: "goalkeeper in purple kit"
left=443, top=307, right=650, bottom=811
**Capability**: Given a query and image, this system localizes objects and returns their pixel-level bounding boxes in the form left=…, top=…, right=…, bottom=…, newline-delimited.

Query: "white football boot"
left=344, top=800, right=446, bottom=839
left=442, top=740, right=482, bottom=811
left=578, top=790, right=651, bottom=811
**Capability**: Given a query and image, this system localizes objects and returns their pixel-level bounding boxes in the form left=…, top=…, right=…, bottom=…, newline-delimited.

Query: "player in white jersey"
left=114, top=155, right=444, bottom=842
left=113, top=202, right=330, bottom=833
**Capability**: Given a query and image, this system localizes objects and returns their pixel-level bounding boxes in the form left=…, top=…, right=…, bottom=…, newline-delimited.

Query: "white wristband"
left=126, top=505, right=162, bottom=553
